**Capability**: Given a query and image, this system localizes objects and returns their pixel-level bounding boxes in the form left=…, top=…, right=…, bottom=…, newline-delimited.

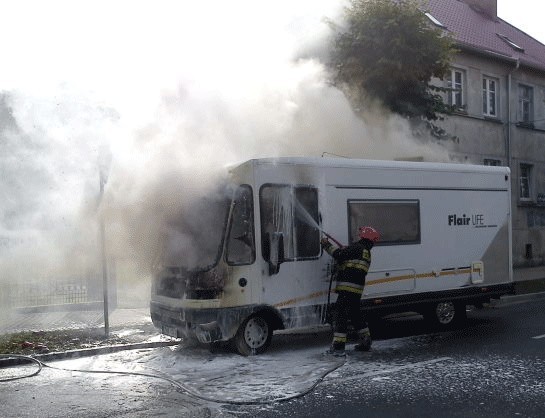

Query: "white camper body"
left=150, top=158, right=513, bottom=354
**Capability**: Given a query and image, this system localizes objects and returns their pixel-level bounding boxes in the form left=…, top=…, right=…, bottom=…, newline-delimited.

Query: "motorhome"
left=150, top=157, right=513, bottom=355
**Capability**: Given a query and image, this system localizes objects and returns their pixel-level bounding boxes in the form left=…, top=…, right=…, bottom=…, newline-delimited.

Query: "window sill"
left=515, top=123, right=545, bottom=133
left=448, top=112, right=503, bottom=124
left=451, top=108, right=468, bottom=116
left=516, top=122, right=535, bottom=129
left=483, top=115, right=502, bottom=124
left=518, top=200, right=536, bottom=207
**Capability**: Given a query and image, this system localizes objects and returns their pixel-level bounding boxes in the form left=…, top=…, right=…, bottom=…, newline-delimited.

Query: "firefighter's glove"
left=320, top=237, right=331, bottom=249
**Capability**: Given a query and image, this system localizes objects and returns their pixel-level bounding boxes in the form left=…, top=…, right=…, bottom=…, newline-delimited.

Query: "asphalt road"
left=234, top=296, right=545, bottom=418
left=1, top=295, right=544, bottom=418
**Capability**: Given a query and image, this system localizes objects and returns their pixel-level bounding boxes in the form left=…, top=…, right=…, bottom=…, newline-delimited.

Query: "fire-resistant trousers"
left=332, top=290, right=368, bottom=350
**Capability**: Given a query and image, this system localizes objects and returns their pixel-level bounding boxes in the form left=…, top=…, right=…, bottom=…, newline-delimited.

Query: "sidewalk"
left=513, top=266, right=545, bottom=294
left=0, top=307, right=153, bottom=335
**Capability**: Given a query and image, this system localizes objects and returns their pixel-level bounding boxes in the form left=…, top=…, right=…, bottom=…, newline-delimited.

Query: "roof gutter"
left=507, top=58, right=520, bottom=173
left=455, top=42, right=545, bottom=73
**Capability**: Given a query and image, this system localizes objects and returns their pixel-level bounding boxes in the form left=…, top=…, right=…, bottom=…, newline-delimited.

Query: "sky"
left=497, top=0, right=545, bottom=44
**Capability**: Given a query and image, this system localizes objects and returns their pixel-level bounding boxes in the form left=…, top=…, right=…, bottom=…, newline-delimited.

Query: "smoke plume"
left=0, top=1, right=449, bottom=307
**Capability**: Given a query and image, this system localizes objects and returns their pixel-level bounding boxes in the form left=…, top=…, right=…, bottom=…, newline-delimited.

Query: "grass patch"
left=0, top=329, right=135, bottom=355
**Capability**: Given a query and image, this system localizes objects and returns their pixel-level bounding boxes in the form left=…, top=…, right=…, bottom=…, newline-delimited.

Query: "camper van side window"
left=226, top=185, right=255, bottom=265
left=260, top=184, right=320, bottom=261
left=348, top=200, right=420, bottom=245
left=294, top=187, right=320, bottom=257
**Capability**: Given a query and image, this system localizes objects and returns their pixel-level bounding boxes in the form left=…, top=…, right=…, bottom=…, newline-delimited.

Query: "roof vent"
left=497, top=34, right=525, bottom=52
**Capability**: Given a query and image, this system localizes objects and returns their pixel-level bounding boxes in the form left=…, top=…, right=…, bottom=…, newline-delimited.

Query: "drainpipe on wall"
left=507, top=58, right=520, bottom=171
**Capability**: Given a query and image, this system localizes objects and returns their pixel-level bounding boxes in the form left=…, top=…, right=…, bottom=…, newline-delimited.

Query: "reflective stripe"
left=339, top=259, right=369, bottom=272
left=336, top=281, right=365, bottom=290
left=333, top=333, right=347, bottom=343
left=335, top=285, right=364, bottom=295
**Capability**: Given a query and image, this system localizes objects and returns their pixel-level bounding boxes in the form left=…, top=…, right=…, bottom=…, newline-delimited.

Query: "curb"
left=498, top=290, right=545, bottom=304
left=0, top=340, right=181, bottom=368
left=14, top=302, right=110, bottom=314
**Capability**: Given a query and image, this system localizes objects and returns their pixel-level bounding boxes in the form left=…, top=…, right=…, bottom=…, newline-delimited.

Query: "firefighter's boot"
left=325, top=344, right=346, bottom=357
left=354, top=328, right=372, bottom=352
left=326, top=333, right=347, bottom=357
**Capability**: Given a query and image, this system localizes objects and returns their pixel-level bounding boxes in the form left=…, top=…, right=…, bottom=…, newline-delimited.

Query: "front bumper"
left=150, top=301, right=259, bottom=344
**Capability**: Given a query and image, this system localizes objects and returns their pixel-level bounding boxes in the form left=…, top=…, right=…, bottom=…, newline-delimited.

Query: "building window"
left=482, top=77, right=498, bottom=117
left=348, top=200, right=420, bottom=246
left=518, top=84, right=534, bottom=124
left=447, top=69, right=465, bottom=109
left=519, top=163, right=533, bottom=201
left=484, top=158, right=501, bottom=166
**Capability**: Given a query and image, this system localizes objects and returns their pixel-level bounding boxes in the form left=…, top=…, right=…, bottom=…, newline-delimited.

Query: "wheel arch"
left=215, top=304, right=285, bottom=342
left=252, top=305, right=285, bottom=332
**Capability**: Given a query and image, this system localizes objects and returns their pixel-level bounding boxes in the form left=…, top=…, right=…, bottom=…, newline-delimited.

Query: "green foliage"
left=330, top=0, right=456, bottom=123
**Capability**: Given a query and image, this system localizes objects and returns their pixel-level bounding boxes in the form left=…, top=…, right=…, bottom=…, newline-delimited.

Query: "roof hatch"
left=497, top=33, right=524, bottom=52
left=424, top=12, right=446, bottom=29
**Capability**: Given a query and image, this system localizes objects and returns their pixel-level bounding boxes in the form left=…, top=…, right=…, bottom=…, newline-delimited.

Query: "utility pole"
left=99, top=168, right=109, bottom=337
left=98, top=146, right=112, bottom=338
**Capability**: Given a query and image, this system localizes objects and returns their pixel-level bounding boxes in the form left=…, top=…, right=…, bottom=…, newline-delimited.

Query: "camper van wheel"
left=234, top=314, right=272, bottom=356
left=425, top=301, right=466, bottom=329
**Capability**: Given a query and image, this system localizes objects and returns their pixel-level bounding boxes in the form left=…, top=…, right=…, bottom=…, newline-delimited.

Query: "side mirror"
left=267, top=232, right=284, bottom=275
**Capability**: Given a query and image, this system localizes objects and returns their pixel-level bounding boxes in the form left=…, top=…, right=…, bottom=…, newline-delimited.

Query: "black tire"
left=424, top=301, right=467, bottom=329
left=234, top=314, right=272, bottom=356
left=209, top=341, right=227, bottom=353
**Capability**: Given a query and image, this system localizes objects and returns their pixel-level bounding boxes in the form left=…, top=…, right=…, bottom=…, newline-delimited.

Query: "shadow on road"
left=205, top=305, right=508, bottom=356
left=272, top=306, right=507, bottom=353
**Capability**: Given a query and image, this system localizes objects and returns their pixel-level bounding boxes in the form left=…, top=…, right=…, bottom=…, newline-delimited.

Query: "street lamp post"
left=99, top=165, right=109, bottom=337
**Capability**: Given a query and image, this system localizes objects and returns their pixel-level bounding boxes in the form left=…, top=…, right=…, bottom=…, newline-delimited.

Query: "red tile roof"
left=427, top=0, right=545, bottom=71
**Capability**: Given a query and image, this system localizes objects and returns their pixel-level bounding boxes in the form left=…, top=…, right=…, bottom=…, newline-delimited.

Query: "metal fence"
left=3, top=274, right=103, bottom=309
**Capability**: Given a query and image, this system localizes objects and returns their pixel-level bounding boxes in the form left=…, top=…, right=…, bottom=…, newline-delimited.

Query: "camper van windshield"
left=160, top=184, right=232, bottom=271
left=226, top=185, right=255, bottom=265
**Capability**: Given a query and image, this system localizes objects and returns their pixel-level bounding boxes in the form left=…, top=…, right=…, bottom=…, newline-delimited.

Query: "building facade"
left=427, top=0, right=545, bottom=267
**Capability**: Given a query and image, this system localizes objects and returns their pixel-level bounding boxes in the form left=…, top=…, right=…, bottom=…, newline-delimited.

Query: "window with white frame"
left=482, top=77, right=498, bottom=117
left=447, top=69, right=465, bottom=109
left=518, top=84, right=534, bottom=123
left=519, top=163, right=533, bottom=201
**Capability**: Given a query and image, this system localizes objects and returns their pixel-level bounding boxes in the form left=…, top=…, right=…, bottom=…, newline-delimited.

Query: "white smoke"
left=0, top=0, right=449, bottom=307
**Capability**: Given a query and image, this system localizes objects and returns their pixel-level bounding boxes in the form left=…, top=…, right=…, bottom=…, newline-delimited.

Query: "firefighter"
left=321, top=226, right=380, bottom=356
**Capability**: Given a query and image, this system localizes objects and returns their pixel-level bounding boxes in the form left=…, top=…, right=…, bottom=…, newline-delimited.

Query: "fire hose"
left=0, top=352, right=346, bottom=405
left=321, top=231, right=344, bottom=325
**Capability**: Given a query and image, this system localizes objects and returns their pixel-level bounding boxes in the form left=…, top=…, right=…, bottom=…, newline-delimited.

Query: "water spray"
left=294, top=199, right=344, bottom=248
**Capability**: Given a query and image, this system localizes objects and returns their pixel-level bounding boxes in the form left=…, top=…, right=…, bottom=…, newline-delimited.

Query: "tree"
left=329, top=0, right=456, bottom=126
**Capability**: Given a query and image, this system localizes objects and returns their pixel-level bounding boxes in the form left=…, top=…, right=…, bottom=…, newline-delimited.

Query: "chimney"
left=462, top=0, right=497, bottom=19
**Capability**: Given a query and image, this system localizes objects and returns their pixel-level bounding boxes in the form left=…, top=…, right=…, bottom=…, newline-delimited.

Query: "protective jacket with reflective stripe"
left=324, top=239, right=372, bottom=295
